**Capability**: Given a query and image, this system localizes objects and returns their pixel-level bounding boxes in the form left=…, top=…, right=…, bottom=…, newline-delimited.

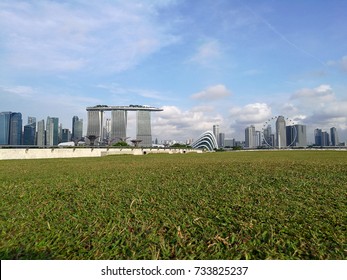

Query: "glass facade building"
left=0, top=112, right=11, bottom=145
left=0, top=112, right=22, bottom=145
left=46, top=117, right=59, bottom=146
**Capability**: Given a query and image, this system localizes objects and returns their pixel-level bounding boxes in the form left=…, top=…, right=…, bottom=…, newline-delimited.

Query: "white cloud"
left=327, top=55, right=347, bottom=72
left=191, top=84, right=231, bottom=101
left=97, top=84, right=175, bottom=101
left=0, top=1, right=178, bottom=73
left=189, top=40, right=221, bottom=66
left=0, top=85, right=35, bottom=97
left=229, top=103, right=272, bottom=125
left=291, top=84, right=333, bottom=99
left=152, top=105, right=223, bottom=140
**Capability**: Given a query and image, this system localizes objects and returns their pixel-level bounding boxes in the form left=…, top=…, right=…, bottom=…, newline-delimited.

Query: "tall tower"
left=218, top=132, right=225, bottom=148
left=314, top=129, right=322, bottom=146
left=87, top=110, right=103, bottom=143
left=245, top=125, right=256, bottom=148
left=111, top=110, right=127, bottom=142
left=213, top=125, right=219, bottom=139
left=276, top=116, right=286, bottom=148
left=24, top=116, right=37, bottom=145
left=73, top=118, right=83, bottom=140
left=9, top=112, right=22, bottom=145
left=136, top=110, right=152, bottom=147
left=72, top=116, right=79, bottom=140
left=46, top=117, right=59, bottom=146
left=330, top=127, right=339, bottom=146
left=37, top=119, right=45, bottom=147
left=295, top=124, right=307, bottom=147
left=263, top=125, right=273, bottom=146
left=0, top=112, right=12, bottom=145
left=321, top=131, right=330, bottom=146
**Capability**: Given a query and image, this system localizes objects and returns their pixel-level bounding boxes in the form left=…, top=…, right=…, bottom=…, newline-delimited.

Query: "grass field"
left=0, top=150, right=346, bottom=260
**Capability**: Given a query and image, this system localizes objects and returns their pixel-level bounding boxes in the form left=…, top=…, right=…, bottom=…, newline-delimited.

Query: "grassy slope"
left=0, top=151, right=346, bottom=259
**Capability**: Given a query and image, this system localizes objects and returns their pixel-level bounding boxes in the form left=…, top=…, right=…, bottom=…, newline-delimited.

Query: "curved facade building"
left=191, top=131, right=219, bottom=151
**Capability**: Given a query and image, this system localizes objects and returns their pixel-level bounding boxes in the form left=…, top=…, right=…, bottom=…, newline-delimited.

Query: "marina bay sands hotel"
left=86, top=105, right=163, bottom=146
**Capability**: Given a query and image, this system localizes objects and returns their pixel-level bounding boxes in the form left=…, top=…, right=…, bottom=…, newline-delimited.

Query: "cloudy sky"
left=1, top=0, right=347, bottom=143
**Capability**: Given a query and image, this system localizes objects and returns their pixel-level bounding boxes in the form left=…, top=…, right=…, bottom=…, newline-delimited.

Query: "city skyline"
left=1, top=1, right=347, bottom=142
left=1, top=109, right=344, bottom=148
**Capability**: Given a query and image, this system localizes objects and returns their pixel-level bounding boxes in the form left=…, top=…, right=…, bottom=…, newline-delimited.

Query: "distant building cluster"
left=0, top=111, right=83, bottom=146
left=243, top=116, right=342, bottom=148
left=0, top=110, right=345, bottom=149
left=314, top=127, right=339, bottom=146
left=245, top=116, right=307, bottom=148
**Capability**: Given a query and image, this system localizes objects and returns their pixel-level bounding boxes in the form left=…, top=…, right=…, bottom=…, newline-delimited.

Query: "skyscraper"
left=0, top=112, right=12, bottom=145
left=136, top=110, right=152, bottom=146
left=72, top=116, right=78, bottom=139
left=87, top=110, right=103, bottom=142
left=263, top=125, right=273, bottom=146
left=9, top=112, right=22, bottom=145
left=295, top=125, right=306, bottom=147
left=46, top=117, right=59, bottom=146
left=321, top=131, right=329, bottom=146
left=286, top=124, right=307, bottom=147
left=111, top=110, right=127, bottom=141
left=23, top=116, right=36, bottom=145
left=330, top=127, right=339, bottom=146
left=72, top=116, right=83, bottom=140
left=213, top=125, right=219, bottom=140
left=218, top=132, right=225, bottom=148
left=61, top=128, right=71, bottom=142
left=37, top=119, right=45, bottom=147
left=314, top=129, right=322, bottom=146
left=276, top=116, right=286, bottom=148
left=245, top=125, right=256, bottom=148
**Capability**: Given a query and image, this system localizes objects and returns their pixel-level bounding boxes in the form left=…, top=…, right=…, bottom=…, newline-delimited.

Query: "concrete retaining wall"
left=0, top=148, right=202, bottom=160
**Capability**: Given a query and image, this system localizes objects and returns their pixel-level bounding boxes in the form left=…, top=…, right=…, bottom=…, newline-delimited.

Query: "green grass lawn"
left=0, top=151, right=346, bottom=259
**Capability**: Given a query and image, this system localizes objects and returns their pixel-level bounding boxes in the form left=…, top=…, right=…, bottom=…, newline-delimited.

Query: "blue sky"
left=1, top=0, right=347, bottom=142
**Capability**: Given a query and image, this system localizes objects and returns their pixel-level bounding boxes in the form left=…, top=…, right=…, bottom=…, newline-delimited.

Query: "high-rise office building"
left=245, top=125, right=256, bottom=148
left=28, top=116, right=36, bottom=126
left=23, top=117, right=36, bottom=145
left=0, top=112, right=22, bottom=145
left=286, top=125, right=307, bottom=147
left=61, top=128, right=71, bottom=142
left=276, top=116, right=286, bottom=148
left=46, top=117, right=59, bottom=146
left=315, top=128, right=330, bottom=146
left=314, top=129, right=322, bottom=146
left=72, top=116, right=78, bottom=139
left=72, top=116, right=83, bottom=140
left=330, top=127, right=339, bottom=146
left=286, top=126, right=295, bottom=146
left=0, top=112, right=12, bottom=145
left=263, top=125, right=273, bottom=146
left=111, top=110, right=127, bottom=141
left=321, top=131, right=329, bottom=146
left=218, top=132, right=225, bottom=148
left=9, top=112, right=22, bottom=145
left=295, top=124, right=307, bottom=147
left=37, top=119, right=45, bottom=147
left=255, top=131, right=261, bottom=147
left=213, top=125, right=219, bottom=140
